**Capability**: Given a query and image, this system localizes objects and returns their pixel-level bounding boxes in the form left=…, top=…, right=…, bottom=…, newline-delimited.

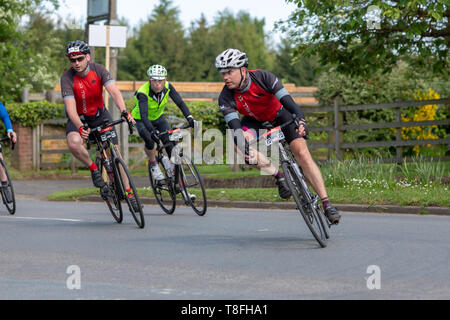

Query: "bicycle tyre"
left=311, top=196, right=330, bottom=240
left=281, top=161, right=327, bottom=248
left=149, top=159, right=176, bottom=215
left=0, top=158, right=15, bottom=215
left=96, top=157, right=123, bottom=223
left=114, top=157, right=145, bottom=228
left=178, top=156, right=207, bottom=216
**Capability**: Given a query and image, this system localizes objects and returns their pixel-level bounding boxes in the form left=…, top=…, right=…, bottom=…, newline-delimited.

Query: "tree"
left=210, top=9, right=272, bottom=78
left=0, top=0, right=59, bottom=102
left=281, top=0, right=449, bottom=76
left=272, top=38, right=319, bottom=86
left=183, top=14, right=218, bottom=81
left=118, top=0, right=187, bottom=81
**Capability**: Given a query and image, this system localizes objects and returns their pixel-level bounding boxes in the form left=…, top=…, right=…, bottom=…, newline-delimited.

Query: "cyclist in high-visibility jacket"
left=131, top=65, right=195, bottom=181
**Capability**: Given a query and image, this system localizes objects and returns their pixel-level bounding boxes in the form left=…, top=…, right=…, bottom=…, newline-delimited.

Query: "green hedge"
left=4, top=99, right=224, bottom=132
left=5, top=100, right=65, bottom=127
left=125, top=99, right=226, bottom=133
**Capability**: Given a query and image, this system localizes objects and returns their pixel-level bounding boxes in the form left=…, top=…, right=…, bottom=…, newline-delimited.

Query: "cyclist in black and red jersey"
left=60, top=40, right=139, bottom=211
left=215, top=48, right=341, bottom=224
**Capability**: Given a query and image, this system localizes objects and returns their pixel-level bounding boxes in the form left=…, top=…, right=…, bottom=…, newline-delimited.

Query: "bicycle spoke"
left=179, top=157, right=207, bottom=216
left=114, top=157, right=145, bottom=228
left=97, top=157, right=123, bottom=223
left=282, top=161, right=327, bottom=248
left=0, top=159, right=15, bottom=215
left=149, top=160, right=176, bottom=214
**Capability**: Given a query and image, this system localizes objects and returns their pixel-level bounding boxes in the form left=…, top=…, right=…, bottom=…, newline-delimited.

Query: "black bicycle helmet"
left=66, top=40, right=90, bottom=57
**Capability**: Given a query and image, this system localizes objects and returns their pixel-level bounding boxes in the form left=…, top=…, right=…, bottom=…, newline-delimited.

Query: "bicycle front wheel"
left=282, top=161, right=327, bottom=248
left=149, top=160, right=176, bottom=215
left=96, top=156, right=123, bottom=223
left=178, top=156, right=207, bottom=216
left=114, top=157, right=145, bottom=228
left=0, top=158, right=15, bottom=215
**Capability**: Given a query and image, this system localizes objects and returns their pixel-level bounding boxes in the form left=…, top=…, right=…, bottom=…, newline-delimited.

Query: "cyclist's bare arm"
left=105, top=83, right=126, bottom=112
left=105, top=82, right=135, bottom=124
left=64, top=98, right=85, bottom=133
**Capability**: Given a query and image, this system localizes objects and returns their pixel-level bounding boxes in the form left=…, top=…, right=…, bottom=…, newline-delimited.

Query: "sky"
left=55, top=0, right=298, bottom=42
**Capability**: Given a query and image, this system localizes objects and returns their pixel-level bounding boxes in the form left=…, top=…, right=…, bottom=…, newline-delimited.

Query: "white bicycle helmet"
left=147, top=64, right=167, bottom=80
left=215, top=48, right=248, bottom=72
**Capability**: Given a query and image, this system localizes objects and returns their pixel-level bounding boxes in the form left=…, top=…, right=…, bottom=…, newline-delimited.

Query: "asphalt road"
left=0, top=198, right=449, bottom=300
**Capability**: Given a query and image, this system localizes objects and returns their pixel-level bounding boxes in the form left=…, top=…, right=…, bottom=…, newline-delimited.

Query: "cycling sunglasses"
left=69, top=55, right=86, bottom=63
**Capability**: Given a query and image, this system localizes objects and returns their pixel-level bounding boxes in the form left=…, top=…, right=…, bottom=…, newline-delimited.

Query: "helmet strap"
left=238, top=68, right=249, bottom=91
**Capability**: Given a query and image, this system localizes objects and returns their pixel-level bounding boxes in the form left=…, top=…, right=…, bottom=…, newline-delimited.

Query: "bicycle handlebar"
left=84, top=118, right=134, bottom=150
left=248, top=113, right=299, bottom=146
left=0, top=136, right=15, bottom=150
left=156, top=123, right=192, bottom=138
left=87, top=117, right=134, bottom=135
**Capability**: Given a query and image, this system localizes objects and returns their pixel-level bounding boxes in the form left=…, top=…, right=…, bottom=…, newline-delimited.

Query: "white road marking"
left=0, top=216, right=83, bottom=222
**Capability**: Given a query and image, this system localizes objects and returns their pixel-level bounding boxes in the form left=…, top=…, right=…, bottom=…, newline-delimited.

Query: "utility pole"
left=107, top=0, right=129, bottom=164
left=86, top=0, right=128, bottom=164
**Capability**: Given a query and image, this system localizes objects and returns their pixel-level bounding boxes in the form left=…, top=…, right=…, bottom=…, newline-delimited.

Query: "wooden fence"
left=34, top=97, right=449, bottom=171
left=50, top=81, right=319, bottom=105
left=305, top=97, right=450, bottom=163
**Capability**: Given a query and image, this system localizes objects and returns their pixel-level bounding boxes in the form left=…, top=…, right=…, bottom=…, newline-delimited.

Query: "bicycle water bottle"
left=161, top=156, right=173, bottom=177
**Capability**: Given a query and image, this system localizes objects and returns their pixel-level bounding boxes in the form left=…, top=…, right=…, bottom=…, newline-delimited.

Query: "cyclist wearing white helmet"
left=215, top=48, right=341, bottom=225
left=131, top=64, right=195, bottom=181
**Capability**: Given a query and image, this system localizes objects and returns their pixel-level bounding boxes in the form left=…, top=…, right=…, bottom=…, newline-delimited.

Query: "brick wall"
left=12, top=124, right=33, bottom=171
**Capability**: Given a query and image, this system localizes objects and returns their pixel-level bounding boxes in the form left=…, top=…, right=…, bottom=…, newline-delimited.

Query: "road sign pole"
left=104, top=25, right=111, bottom=110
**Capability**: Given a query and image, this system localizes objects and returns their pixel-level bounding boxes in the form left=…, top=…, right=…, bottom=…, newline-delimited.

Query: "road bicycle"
left=149, top=124, right=207, bottom=216
left=248, top=114, right=330, bottom=247
left=0, top=136, right=15, bottom=215
left=86, top=118, right=145, bottom=228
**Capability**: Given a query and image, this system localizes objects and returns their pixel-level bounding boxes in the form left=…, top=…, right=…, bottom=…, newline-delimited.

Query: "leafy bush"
left=5, top=100, right=65, bottom=127
left=125, top=98, right=226, bottom=133
left=314, top=62, right=449, bottom=158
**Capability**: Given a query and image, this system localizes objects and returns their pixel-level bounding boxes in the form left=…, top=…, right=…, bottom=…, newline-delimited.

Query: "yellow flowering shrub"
left=401, top=89, right=440, bottom=155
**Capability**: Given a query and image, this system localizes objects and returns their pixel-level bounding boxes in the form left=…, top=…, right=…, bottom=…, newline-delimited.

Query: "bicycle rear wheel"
left=96, top=157, right=123, bottom=223
left=282, top=161, right=327, bottom=248
left=178, top=156, right=207, bottom=216
left=114, top=157, right=145, bottom=228
left=0, top=158, right=15, bottom=215
left=149, top=160, right=176, bottom=215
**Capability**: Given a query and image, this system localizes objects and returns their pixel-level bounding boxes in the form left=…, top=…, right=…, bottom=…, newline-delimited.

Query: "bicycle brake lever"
left=128, top=121, right=134, bottom=135
left=84, top=123, right=91, bottom=150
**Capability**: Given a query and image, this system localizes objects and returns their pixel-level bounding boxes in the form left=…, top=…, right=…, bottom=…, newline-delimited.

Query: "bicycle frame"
left=247, top=114, right=331, bottom=243
left=154, top=124, right=192, bottom=201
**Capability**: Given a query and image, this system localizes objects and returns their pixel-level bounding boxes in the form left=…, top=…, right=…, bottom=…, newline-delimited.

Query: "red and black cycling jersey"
left=218, top=69, right=290, bottom=122
left=60, top=62, right=114, bottom=116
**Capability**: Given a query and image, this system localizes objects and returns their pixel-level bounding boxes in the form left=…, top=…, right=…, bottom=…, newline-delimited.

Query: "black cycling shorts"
left=240, top=107, right=305, bottom=144
left=135, top=115, right=174, bottom=156
left=66, top=108, right=119, bottom=145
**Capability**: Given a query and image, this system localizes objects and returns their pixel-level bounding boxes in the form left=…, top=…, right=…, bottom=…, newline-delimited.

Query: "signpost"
left=88, top=24, right=127, bottom=109
left=87, top=0, right=109, bottom=23
left=86, top=0, right=129, bottom=164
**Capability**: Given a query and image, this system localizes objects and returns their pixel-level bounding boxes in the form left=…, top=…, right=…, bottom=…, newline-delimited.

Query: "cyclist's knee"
left=67, top=133, right=83, bottom=151
left=144, top=138, right=154, bottom=150
left=291, top=138, right=311, bottom=159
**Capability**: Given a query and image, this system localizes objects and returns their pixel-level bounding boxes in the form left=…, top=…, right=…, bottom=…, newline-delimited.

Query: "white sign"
left=89, top=24, right=127, bottom=48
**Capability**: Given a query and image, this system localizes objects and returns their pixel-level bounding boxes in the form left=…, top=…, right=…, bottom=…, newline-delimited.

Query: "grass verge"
left=48, top=183, right=449, bottom=207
